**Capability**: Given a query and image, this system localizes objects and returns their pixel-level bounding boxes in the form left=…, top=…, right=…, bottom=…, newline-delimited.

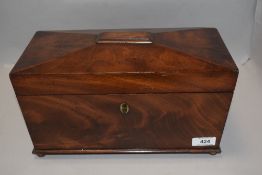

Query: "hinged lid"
left=10, top=28, right=238, bottom=95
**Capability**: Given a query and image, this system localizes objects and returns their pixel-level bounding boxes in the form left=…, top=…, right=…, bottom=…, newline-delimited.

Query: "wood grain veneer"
left=10, top=28, right=238, bottom=156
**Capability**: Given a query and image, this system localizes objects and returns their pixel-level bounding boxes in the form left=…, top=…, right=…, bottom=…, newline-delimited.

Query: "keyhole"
left=120, top=103, right=129, bottom=115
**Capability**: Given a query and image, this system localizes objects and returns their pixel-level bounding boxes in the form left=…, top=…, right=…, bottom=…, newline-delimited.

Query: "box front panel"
left=17, top=93, right=232, bottom=151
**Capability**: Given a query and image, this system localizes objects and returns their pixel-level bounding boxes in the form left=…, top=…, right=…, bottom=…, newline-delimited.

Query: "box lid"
left=10, top=28, right=238, bottom=95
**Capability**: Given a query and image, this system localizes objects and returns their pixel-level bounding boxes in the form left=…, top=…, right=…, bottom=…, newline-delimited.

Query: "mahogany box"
left=9, top=28, right=238, bottom=157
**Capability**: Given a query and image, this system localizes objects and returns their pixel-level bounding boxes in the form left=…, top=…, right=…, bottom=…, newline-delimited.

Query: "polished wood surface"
left=10, top=28, right=238, bottom=95
left=97, top=32, right=152, bottom=44
left=11, top=71, right=237, bottom=95
left=18, top=93, right=232, bottom=151
left=10, top=28, right=237, bottom=73
left=32, top=148, right=221, bottom=156
left=10, top=28, right=238, bottom=156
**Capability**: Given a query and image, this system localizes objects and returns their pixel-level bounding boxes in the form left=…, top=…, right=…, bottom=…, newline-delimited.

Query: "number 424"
left=200, top=139, right=211, bottom=144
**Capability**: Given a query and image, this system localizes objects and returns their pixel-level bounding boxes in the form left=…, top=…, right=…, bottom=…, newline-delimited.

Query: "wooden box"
left=10, top=28, right=238, bottom=157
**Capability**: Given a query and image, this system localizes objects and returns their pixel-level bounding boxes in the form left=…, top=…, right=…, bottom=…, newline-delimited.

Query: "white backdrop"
left=0, top=0, right=257, bottom=65
left=251, top=0, right=262, bottom=64
left=1, top=1, right=262, bottom=175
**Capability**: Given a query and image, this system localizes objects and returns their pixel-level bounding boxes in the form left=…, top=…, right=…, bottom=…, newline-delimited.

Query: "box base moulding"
left=33, top=148, right=221, bottom=157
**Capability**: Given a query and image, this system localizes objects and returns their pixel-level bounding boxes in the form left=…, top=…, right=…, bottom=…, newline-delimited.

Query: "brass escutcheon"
left=120, top=103, right=129, bottom=114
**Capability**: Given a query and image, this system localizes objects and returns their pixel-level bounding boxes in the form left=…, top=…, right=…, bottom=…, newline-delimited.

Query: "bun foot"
left=209, top=151, right=217, bottom=155
left=36, top=153, right=45, bottom=157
